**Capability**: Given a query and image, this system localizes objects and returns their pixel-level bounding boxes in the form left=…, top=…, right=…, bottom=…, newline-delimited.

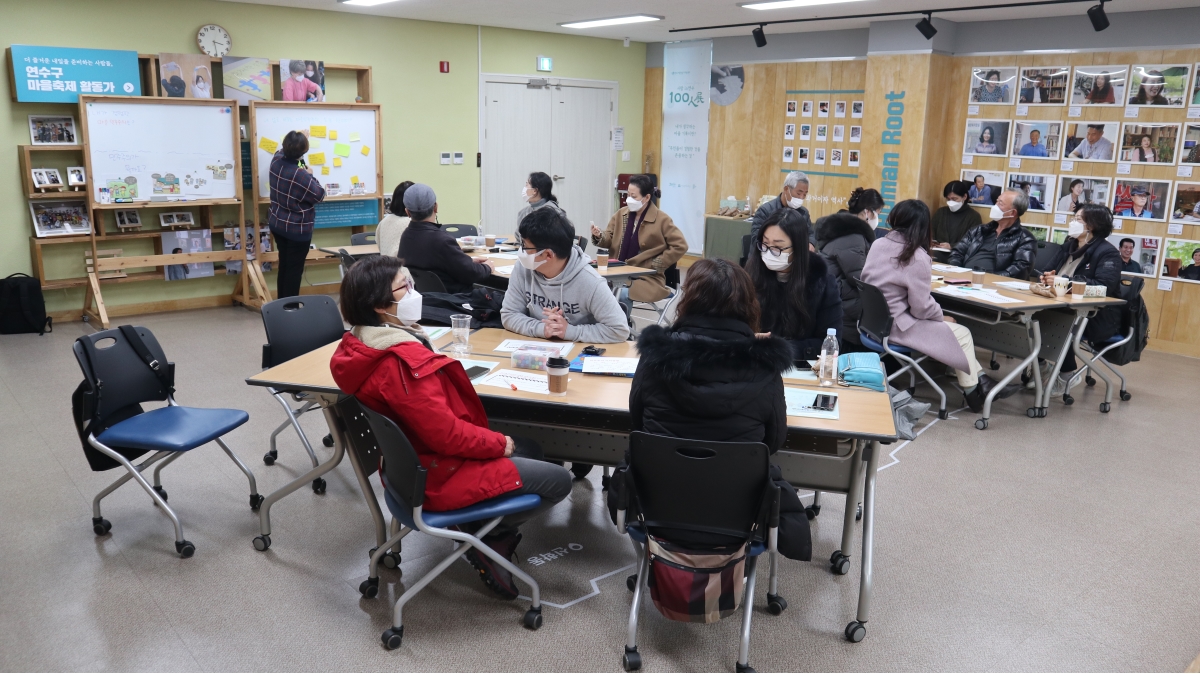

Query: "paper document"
left=581, top=357, right=639, bottom=375
left=493, top=265, right=515, bottom=275
left=458, top=359, right=498, bottom=379
left=488, top=253, right=518, bottom=260
left=478, top=369, right=552, bottom=394
left=784, top=388, right=840, bottom=420
left=932, top=264, right=971, bottom=273
left=992, top=281, right=1032, bottom=291
left=422, top=326, right=450, bottom=340
left=781, top=367, right=819, bottom=382
left=935, top=286, right=1022, bottom=304
left=493, top=340, right=574, bottom=356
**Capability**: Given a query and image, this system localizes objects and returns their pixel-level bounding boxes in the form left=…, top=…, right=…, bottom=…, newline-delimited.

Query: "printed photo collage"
left=783, top=97, right=863, bottom=169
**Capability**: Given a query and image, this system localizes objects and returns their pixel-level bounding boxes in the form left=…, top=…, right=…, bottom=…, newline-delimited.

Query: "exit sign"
left=536, top=56, right=552, bottom=72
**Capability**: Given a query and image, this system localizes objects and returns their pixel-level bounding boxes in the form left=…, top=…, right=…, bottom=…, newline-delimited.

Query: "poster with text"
left=660, top=40, right=712, bottom=255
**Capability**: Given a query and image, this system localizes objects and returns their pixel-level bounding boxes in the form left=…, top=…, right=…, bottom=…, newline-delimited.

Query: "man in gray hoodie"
left=502, top=208, right=630, bottom=343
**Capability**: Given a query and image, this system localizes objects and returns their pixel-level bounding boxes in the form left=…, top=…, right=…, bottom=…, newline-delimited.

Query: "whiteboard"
left=252, top=105, right=379, bottom=199
left=84, top=100, right=239, bottom=202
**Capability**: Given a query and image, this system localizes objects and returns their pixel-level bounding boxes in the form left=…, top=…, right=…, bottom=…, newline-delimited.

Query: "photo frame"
left=818, top=101, right=829, bottom=118
left=1050, top=227, right=1069, bottom=245
left=1017, top=66, right=1070, bottom=105
left=1109, top=234, right=1161, bottom=278
left=29, top=201, right=91, bottom=237
left=797, top=147, right=810, bottom=164
left=279, top=59, right=326, bottom=103
left=1006, top=172, right=1056, bottom=213
left=968, top=66, right=1018, bottom=105
left=833, top=125, right=845, bottom=142
left=1025, top=224, right=1050, bottom=243
left=1127, top=64, right=1191, bottom=107
left=834, top=101, right=847, bottom=118
left=1112, top=179, right=1172, bottom=222
left=851, top=101, right=863, bottom=118
left=848, top=149, right=860, bottom=167
left=783, top=146, right=794, bottom=163
left=42, top=168, right=63, bottom=187
left=962, top=118, right=1012, bottom=157
left=28, top=115, right=77, bottom=145
left=1011, top=121, right=1062, bottom=158
left=814, top=148, right=826, bottom=165
left=114, top=209, right=142, bottom=229
left=961, top=170, right=1007, bottom=207
left=67, top=166, right=87, bottom=187
left=816, top=125, right=828, bottom=141
left=850, top=125, right=862, bottom=143
left=799, top=124, right=811, bottom=141
left=31, top=169, right=49, bottom=189
left=1191, top=64, right=1200, bottom=107
left=1119, top=123, right=1181, bottom=165
left=1161, top=238, right=1200, bottom=283
left=1060, top=122, right=1120, bottom=163
left=1070, top=66, right=1128, bottom=106
left=830, top=148, right=843, bottom=166
left=1170, top=181, right=1200, bottom=224
left=786, top=100, right=797, bottom=117
left=1179, top=124, right=1200, bottom=166
left=801, top=101, right=813, bottom=117
left=784, top=123, right=795, bottom=140
left=1056, top=176, right=1112, bottom=214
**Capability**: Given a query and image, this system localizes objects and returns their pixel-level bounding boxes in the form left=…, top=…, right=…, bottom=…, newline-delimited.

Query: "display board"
left=81, top=98, right=240, bottom=202
left=251, top=102, right=381, bottom=199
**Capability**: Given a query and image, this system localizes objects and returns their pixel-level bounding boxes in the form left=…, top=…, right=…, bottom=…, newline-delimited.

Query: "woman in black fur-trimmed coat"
left=815, top=211, right=876, bottom=344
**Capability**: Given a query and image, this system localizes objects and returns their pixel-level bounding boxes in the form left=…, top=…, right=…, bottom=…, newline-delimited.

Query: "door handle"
left=552, top=175, right=565, bottom=181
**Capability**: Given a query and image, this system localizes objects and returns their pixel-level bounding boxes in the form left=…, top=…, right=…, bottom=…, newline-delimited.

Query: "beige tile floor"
left=0, top=306, right=1196, bottom=672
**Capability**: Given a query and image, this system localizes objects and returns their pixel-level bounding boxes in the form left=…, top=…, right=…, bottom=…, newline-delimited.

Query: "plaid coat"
left=268, top=150, right=325, bottom=240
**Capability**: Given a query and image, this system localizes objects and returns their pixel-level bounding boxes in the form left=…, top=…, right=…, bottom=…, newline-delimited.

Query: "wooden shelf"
left=23, top=145, right=82, bottom=152
left=28, top=191, right=87, bottom=200
left=42, top=271, right=166, bottom=291
left=92, top=199, right=242, bottom=210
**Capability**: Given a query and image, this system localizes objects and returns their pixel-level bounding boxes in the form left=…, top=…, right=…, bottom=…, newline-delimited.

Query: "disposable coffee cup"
left=596, top=248, right=609, bottom=269
left=485, top=234, right=496, bottom=247
left=547, top=356, right=570, bottom=396
left=1071, top=280, right=1085, bottom=296
left=971, top=270, right=985, bottom=288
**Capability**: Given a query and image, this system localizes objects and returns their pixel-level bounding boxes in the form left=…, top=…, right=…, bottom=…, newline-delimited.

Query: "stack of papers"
left=993, top=281, right=1032, bottom=291
left=932, top=264, right=972, bottom=273
left=784, top=389, right=840, bottom=420
left=477, top=369, right=553, bottom=394
left=935, top=286, right=1022, bottom=304
left=781, top=366, right=819, bottom=382
left=493, top=265, right=515, bottom=275
left=493, top=340, right=574, bottom=356
left=581, top=357, right=639, bottom=376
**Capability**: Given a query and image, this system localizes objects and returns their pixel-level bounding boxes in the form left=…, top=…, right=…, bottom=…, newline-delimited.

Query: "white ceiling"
left=216, top=0, right=1200, bottom=42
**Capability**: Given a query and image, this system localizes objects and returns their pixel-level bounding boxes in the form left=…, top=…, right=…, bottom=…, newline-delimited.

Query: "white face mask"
left=626, top=195, right=643, bottom=212
left=947, top=199, right=964, bottom=212
left=1067, top=219, right=1086, bottom=238
left=989, top=204, right=1010, bottom=221
left=867, top=213, right=879, bottom=228
left=306, top=70, right=314, bottom=77
left=520, top=186, right=531, bottom=200
left=517, top=249, right=547, bottom=271
left=293, top=74, right=305, bottom=81
left=761, top=251, right=791, bottom=272
left=387, top=288, right=423, bottom=324
left=788, top=196, right=805, bottom=209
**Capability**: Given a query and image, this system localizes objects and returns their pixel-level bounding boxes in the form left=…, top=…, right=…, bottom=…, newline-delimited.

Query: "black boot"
left=978, top=373, right=1020, bottom=400
left=964, top=383, right=985, bottom=413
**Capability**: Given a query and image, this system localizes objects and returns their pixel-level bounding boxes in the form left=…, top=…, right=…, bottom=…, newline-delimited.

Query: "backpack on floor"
left=0, top=273, right=52, bottom=335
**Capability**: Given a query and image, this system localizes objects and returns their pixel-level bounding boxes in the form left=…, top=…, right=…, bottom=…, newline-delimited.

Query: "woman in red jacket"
left=331, top=255, right=572, bottom=600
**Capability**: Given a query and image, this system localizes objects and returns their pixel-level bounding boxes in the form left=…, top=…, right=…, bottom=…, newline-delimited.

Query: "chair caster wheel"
left=975, top=418, right=988, bottom=430
left=249, top=494, right=264, bottom=510
left=626, top=574, right=638, bottom=592
left=1099, top=402, right=1110, bottom=413
left=990, top=360, right=1000, bottom=371
left=382, top=551, right=401, bottom=569
left=601, top=474, right=610, bottom=491
left=253, top=534, right=271, bottom=551
left=622, top=649, right=642, bottom=672
left=359, top=578, right=379, bottom=598
left=92, top=517, right=112, bottom=536
left=381, top=626, right=403, bottom=650
left=523, top=607, right=543, bottom=630
left=1085, top=375, right=1096, bottom=387
left=175, top=540, right=195, bottom=558
left=1040, top=408, right=1048, bottom=418
left=830, top=551, right=851, bottom=575
left=1027, top=407, right=1038, bottom=418
left=1063, top=394, right=1074, bottom=406
left=845, top=620, right=866, bottom=642
left=152, top=485, right=168, bottom=502
left=312, top=477, right=326, bottom=494
left=322, top=434, right=334, bottom=448
left=1120, top=391, right=1131, bottom=401
left=570, top=463, right=593, bottom=480
left=263, top=450, right=276, bottom=466
left=856, top=502, right=863, bottom=521
left=937, top=408, right=948, bottom=420
left=736, top=662, right=756, bottom=672
left=81, top=315, right=90, bottom=323
left=805, top=503, right=821, bottom=520
left=766, top=593, right=788, bottom=615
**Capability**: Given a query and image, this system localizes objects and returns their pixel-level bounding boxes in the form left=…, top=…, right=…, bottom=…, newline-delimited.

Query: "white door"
left=482, top=81, right=551, bottom=236
left=550, top=85, right=615, bottom=237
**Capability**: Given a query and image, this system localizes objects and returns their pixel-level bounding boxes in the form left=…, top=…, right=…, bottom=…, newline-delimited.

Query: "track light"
left=915, top=13, right=937, bottom=39
left=752, top=24, right=767, bottom=47
left=1087, top=0, right=1109, bottom=31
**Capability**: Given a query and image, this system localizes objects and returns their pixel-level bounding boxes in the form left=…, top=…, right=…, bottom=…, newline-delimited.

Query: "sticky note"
left=334, top=143, right=351, bottom=157
left=333, top=157, right=342, bottom=167
left=310, top=125, right=326, bottom=138
left=351, top=175, right=359, bottom=184
left=307, top=152, right=326, bottom=165
left=258, top=137, right=279, bottom=154
left=329, top=130, right=338, bottom=140
left=348, top=132, right=361, bottom=142
left=321, top=166, right=329, bottom=175
left=308, top=139, right=321, bottom=149
left=361, top=146, right=371, bottom=156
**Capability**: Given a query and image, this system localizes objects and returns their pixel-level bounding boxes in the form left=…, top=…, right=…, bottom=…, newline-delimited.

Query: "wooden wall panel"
left=642, top=67, right=663, bottom=177
left=859, top=53, right=933, bottom=221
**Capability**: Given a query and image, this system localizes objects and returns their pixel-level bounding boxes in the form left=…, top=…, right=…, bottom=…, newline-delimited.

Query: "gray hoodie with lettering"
left=501, top=246, right=631, bottom=344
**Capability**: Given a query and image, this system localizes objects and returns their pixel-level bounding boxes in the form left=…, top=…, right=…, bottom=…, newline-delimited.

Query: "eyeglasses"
left=756, top=242, right=792, bottom=257
left=391, top=279, right=412, bottom=294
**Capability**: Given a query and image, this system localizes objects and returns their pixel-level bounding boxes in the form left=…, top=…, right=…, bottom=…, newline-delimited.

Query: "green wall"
left=1, top=0, right=645, bottom=314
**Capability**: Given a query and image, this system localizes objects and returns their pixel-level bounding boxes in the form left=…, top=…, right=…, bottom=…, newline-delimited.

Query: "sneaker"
left=1050, top=373, right=1078, bottom=397
left=1025, top=361, right=1053, bottom=390
left=463, top=531, right=522, bottom=600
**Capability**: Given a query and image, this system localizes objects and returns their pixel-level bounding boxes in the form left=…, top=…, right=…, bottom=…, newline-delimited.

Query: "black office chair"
left=739, top=234, right=752, bottom=267
left=339, top=397, right=545, bottom=649
left=614, top=431, right=781, bottom=673
left=409, top=268, right=447, bottom=294
left=576, top=235, right=588, bottom=251
left=72, top=326, right=261, bottom=557
left=350, top=231, right=376, bottom=246
left=442, top=224, right=478, bottom=238
left=259, top=296, right=346, bottom=491
left=1034, top=240, right=1062, bottom=274
left=854, top=279, right=948, bottom=419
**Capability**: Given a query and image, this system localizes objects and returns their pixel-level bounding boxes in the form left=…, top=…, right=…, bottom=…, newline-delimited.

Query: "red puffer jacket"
left=330, top=329, right=521, bottom=512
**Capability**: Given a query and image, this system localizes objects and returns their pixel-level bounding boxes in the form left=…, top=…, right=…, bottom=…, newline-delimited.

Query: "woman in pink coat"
left=860, top=199, right=1018, bottom=412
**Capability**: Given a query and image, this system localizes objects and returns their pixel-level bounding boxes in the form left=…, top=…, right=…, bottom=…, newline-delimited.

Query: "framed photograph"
left=29, top=201, right=91, bottom=237
left=783, top=146, right=794, bottom=163
left=816, top=125, right=828, bottom=141
left=814, top=148, right=826, bottom=165
left=848, top=149, right=860, bottom=167
left=1191, top=65, right=1200, bottom=107
left=1056, top=176, right=1112, bottom=214
left=1060, top=122, right=1119, bottom=163
left=42, top=168, right=63, bottom=187
left=797, top=147, right=810, bottom=164
left=851, top=101, right=863, bottom=118
left=961, top=170, right=1007, bottom=206
left=834, top=101, right=847, bottom=118
left=1179, top=124, right=1200, bottom=165
left=31, top=169, right=49, bottom=188
left=1017, top=66, right=1070, bottom=105
left=962, top=118, right=1012, bottom=157
left=830, top=148, right=843, bottom=166
left=1011, top=121, right=1062, bottom=158
left=114, top=209, right=142, bottom=228
left=801, top=100, right=813, bottom=117
left=1119, top=123, right=1181, bottom=164
left=818, top=101, right=829, bottom=118
left=1161, top=238, right=1200, bottom=283
left=28, top=115, right=77, bottom=145
left=786, top=100, right=797, bottom=117
left=1070, top=66, right=1128, bottom=106
left=850, top=125, right=862, bottom=143
left=784, top=124, right=795, bottom=140
left=161, top=229, right=215, bottom=281
left=1112, top=179, right=1172, bottom=222
left=1025, top=224, right=1050, bottom=243
left=968, top=66, right=1018, bottom=105
left=161, top=213, right=176, bottom=226
left=833, top=125, right=845, bottom=142
left=1006, top=172, right=1056, bottom=213
left=799, top=124, right=811, bottom=141
left=67, top=166, right=86, bottom=187
left=1109, top=235, right=1161, bottom=277
left=1050, top=227, right=1069, bottom=245
left=1170, top=181, right=1200, bottom=223
left=1127, top=64, right=1191, bottom=107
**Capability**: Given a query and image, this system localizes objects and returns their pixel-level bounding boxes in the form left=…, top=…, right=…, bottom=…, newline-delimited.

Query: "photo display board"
left=251, top=103, right=380, bottom=199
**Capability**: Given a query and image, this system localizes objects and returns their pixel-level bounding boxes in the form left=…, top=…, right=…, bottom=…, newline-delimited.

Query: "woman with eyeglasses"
left=330, top=255, right=572, bottom=602
left=744, top=207, right=843, bottom=361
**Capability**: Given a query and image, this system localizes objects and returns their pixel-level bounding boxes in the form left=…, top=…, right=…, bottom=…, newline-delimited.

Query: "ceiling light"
left=915, top=13, right=937, bottom=40
left=338, top=0, right=403, bottom=6
left=752, top=25, right=768, bottom=48
left=740, top=0, right=868, bottom=9
left=1087, top=1, right=1109, bottom=31
left=559, top=15, right=663, bottom=29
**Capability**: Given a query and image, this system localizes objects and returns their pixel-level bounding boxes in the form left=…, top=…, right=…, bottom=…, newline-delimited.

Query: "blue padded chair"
left=73, top=325, right=261, bottom=558
left=259, top=295, right=347, bottom=492
left=854, top=278, right=948, bottom=420
left=335, top=397, right=545, bottom=649
left=613, top=432, right=782, bottom=673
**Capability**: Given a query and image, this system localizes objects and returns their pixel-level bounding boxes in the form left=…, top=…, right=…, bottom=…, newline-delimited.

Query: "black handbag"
left=0, top=273, right=52, bottom=335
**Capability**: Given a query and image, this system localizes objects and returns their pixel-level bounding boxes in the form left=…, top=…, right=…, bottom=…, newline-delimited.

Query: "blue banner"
left=11, top=44, right=141, bottom=103
left=314, top=199, right=380, bottom=229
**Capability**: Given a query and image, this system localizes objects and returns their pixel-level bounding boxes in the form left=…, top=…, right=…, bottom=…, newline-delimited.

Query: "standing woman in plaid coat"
left=268, top=130, right=326, bottom=299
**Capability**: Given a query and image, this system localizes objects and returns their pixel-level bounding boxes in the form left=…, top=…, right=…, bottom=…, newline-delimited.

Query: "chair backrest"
left=853, top=278, right=894, bottom=342
left=664, top=263, right=680, bottom=289
left=1034, top=240, right=1061, bottom=274
left=740, top=234, right=752, bottom=267
left=336, top=396, right=426, bottom=508
left=442, top=224, right=478, bottom=238
left=657, top=286, right=684, bottom=326
left=72, top=326, right=171, bottom=425
left=260, top=295, right=346, bottom=368
left=410, top=268, right=448, bottom=294
left=350, top=231, right=376, bottom=246
left=627, top=431, right=774, bottom=540
left=576, top=235, right=588, bottom=252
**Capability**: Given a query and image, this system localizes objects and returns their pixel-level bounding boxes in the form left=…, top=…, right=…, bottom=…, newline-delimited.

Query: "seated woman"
left=330, top=255, right=572, bottom=600
left=1039, top=204, right=1123, bottom=397
left=745, top=207, right=843, bottom=360
left=376, top=181, right=413, bottom=257
left=931, top=180, right=982, bottom=248
left=860, top=199, right=1018, bottom=412
left=624, top=258, right=810, bottom=560
left=816, top=188, right=879, bottom=347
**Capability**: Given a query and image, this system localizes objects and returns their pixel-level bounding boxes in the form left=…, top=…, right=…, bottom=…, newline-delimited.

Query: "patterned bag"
left=646, top=534, right=748, bottom=623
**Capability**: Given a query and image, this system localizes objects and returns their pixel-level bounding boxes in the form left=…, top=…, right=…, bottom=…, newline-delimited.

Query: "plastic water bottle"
left=819, top=328, right=839, bottom=387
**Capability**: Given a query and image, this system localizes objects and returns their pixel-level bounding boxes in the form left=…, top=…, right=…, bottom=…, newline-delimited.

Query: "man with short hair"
left=949, top=189, right=1038, bottom=279
left=1018, top=129, right=1049, bottom=157
left=397, top=183, right=495, bottom=293
left=1115, top=186, right=1155, bottom=219
left=1117, top=237, right=1143, bottom=274
left=502, top=207, right=630, bottom=343
left=749, top=171, right=810, bottom=240
left=1068, top=124, right=1114, bottom=161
